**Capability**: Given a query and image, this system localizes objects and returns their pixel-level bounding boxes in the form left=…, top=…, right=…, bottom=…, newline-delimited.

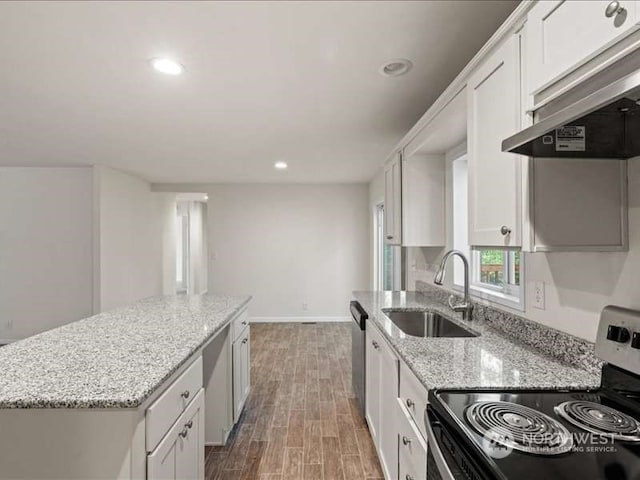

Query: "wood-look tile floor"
left=204, top=323, right=384, bottom=480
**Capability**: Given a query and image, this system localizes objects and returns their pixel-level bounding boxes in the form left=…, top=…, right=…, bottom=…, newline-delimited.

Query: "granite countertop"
left=353, top=291, right=600, bottom=392
left=0, top=294, right=251, bottom=409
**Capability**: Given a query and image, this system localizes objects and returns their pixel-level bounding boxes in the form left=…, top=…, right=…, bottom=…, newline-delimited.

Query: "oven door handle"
left=424, top=409, right=456, bottom=480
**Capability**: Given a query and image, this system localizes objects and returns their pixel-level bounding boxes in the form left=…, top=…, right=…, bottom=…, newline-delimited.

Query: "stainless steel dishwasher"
left=350, top=300, right=368, bottom=417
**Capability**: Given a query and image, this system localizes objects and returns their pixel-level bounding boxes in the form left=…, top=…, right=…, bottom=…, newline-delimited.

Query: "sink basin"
left=384, top=310, right=478, bottom=338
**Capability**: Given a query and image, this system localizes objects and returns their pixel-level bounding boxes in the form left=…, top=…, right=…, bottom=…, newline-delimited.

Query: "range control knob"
left=632, top=332, right=640, bottom=349
left=607, top=325, right=631, bottom=343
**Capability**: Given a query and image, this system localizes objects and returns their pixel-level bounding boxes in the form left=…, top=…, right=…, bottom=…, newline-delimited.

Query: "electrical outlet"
left=302, top=303, right=308, bottom=311
left=533, top=281, right=545, bottom=310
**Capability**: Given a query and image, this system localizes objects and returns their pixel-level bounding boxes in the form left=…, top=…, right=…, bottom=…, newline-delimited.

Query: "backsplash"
left=415, top=280, right=603, bottom=375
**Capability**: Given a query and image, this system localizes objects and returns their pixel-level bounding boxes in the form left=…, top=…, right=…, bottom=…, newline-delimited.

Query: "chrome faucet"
left=434, top=250, right=474, bottom=321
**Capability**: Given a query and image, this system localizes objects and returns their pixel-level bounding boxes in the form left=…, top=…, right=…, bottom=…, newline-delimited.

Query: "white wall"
left=199, top=184, right=369, bottom=320
left=95, top=166, right=176, bottom=312
left=402, top=155, right=640, bottom=343
left=0, top=167, right=94, bottom=340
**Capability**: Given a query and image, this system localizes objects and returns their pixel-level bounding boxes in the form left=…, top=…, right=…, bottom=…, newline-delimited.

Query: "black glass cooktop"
left=430, top=389, right=640, bottom=480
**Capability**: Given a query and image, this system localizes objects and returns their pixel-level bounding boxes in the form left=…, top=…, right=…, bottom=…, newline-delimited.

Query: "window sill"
left=453, top=283, right=524, bottom=312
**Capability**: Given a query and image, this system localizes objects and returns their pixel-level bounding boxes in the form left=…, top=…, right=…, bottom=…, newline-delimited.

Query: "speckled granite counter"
left=0, top=294, right=251, bottom=409
left=353, top=291, right=600, bottom=392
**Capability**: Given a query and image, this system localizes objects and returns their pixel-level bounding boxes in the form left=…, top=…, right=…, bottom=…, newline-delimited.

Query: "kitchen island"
left=0, top=293, right=251, bottom=480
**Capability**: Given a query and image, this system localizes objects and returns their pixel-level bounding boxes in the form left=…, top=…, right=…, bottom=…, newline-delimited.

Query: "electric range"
left=425, top=306, right=640, bottom=480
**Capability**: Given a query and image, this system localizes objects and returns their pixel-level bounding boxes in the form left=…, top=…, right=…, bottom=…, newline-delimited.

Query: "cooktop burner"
left=465, top=401, right=573, bottom=455
left=555, top=400, right=640, bottom=442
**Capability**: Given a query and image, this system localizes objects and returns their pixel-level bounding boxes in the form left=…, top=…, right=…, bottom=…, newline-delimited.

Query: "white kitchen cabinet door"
left=401, top=154, right=446, bottom=247
left=148, top=389, right=205, bottom=480
left=526, top=0, right=640, bottom=97
left=384, top=152, right=402, bottom=245
left=365, top=323, right=381, bottom=444
left=468, top=34, right=522, bottom=247
left=232, top=327, right=251, bottom=423
left=365, top=321, right=399, bottom=480
left=378, top=331, right=399, bottom=480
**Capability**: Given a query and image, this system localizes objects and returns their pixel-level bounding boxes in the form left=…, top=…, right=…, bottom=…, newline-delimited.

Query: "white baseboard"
left=250, top=316, right=351, bottom=324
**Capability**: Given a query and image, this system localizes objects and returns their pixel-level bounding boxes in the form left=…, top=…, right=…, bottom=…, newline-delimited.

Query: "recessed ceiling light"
left=379, top=59, right=413, bottom=77
left=150, top=58, right=184, bottom=75
left=274, top=161, right=288, bottom=170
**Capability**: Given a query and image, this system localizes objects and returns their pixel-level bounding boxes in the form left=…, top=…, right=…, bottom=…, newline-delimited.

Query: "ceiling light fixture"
left=150, top=58, right=184, bottom=75
left=379, top=59, right=413, bottom=77
left=274, top=161, right=288, bottom=170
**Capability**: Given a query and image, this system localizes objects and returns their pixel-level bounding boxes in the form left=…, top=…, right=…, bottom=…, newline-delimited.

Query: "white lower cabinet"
left=232, top=326, right=251, bottom=423
left=147, top=389, right=205, bottom=480
left=365, top=321, right=399, bottom=480
left=397, top=399, right=428, bottom=480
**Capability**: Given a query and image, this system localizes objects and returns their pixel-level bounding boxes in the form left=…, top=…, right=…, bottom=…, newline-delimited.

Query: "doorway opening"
left=175, top=193, right=208, bottom=295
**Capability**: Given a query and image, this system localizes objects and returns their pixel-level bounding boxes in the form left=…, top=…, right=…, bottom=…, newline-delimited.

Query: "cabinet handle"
left=181, top=390, right=190, bottom=399
left=386, top=235, right=393, bottom=240
left=500, top=225, right=511, bottom=236
left=402, top=436, right=412, bottom=446
left=242, top=338, right=248, bottom=344
left=242, top=321, right=248, bottom=326
left=372, top=341, right=379, bottom=350
left=406, top=398, right=415, bottom=409
left=605, top=1, right=625, bottom=17
left=179, top=427, right=189, bottom=439
left=406, top=475, right=414, bottom=480
left=186, top=420, right=193, bottom=429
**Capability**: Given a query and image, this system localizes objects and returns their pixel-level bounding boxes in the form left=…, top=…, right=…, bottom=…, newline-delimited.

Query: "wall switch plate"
left=533, top=281, right=545, bottom=310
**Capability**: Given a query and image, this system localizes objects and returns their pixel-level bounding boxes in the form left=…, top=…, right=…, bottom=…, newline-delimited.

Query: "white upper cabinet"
left=401, top=154, right=445, bottom=247
left=526, top=0, right=640, bottom=99
left=384, top=150, right=446, bottom=247
left=467, top=34, right=523, bottom=248
left=384, top=153, right=403, bottom=245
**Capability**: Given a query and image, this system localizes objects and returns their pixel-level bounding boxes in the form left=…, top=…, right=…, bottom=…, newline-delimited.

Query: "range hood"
left=502, top=68, right=640, bottom=159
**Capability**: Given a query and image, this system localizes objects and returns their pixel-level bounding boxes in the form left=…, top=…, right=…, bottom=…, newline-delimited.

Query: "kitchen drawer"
left=399, top=360, right=429, bottom=441
left=231, top=308, right=249, bottom=342
left=146, top=355, right=203, bottom=452
left=397, top=398, right=428, bottom=480
left=147, top=388, right=205, bottom=480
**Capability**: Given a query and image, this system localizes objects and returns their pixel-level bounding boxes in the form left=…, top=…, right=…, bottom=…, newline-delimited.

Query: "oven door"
left=425, top=407, right=493, bottom=480
left=425, top=408, right=459, bottom=480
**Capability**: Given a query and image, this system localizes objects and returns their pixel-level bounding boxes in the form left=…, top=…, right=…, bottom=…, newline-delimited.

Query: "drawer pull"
left=179, top=427, right=189, bottom=439
left=372, top=341, right=379, bottom=350
left=242, top=321, right=248, bottom=326
left=181, top=390, right=190, bottom=399
left=406, top=475, right=414, bottom=480
left=186, top=420, right=193, bottom=429
left=402, top=436, right=412, bottom=446
left=242, top=338, right=248, bottom=344
left=406, top=398, right=415, bottom=409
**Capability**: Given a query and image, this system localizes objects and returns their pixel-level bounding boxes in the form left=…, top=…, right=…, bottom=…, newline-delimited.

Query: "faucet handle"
left=448, top=294, right=462, bottom=310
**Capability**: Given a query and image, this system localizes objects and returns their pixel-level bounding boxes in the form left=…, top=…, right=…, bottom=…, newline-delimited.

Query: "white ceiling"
left=0, top=1, right=518, bottom=183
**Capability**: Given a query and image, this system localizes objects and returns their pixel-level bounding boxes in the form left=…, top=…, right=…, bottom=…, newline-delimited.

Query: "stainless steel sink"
left=383, top=310, right=478, bottom=338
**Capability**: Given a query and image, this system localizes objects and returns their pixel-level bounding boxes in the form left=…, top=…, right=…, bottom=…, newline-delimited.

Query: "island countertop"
left=353, top=291, right=600, bottom=392
left=0, top=294, right=251, bottom=409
